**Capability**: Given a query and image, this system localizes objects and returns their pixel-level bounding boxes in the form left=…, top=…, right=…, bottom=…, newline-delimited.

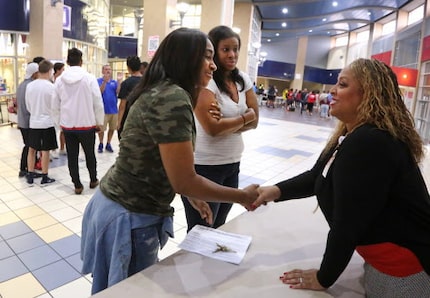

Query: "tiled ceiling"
left=110, top=0, right=422, bottom=43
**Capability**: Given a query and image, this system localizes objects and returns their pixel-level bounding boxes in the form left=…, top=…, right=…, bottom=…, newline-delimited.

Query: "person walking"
left=53, top=48, right=104, bottom=194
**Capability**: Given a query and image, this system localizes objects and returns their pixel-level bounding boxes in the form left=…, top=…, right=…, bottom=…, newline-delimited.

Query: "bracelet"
left=241, top=114, right=246, bottom=125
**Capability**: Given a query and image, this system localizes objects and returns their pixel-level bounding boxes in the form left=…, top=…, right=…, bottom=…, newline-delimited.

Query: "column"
left=28, top=0, right=63, bottom=60
left=233, top=2, right=254, bottom=76
left=290, top=36, right=308, bottom=91
left=200, top=0, right=234, bottom=34
left=141, top=0, right=178, bottom=62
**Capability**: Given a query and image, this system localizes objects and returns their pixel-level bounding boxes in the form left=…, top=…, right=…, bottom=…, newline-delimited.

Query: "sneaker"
left=41, top=176, right=55, bottom=185
left=19, top=170, right=27, bottom=178
left=26, top=173, right=34, bottom=185
left=89, top=180, right=99, bottom=189
left=50, top=151, right=59, bottom=159
left=105, top=143, right=113, bottom=153
left=98, top=143, right=103, bottom=153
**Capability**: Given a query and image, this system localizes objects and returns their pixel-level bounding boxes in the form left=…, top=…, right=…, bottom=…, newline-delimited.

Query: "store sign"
left=63, top=5, right=71, bottom=31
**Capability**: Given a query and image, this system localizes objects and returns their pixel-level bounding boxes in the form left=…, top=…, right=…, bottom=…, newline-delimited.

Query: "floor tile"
left=65, top=252, right=83, bottom=273
left=49, top=234, right=81, bottom=258
left=14, top=205, right=46, bottom=220
left=0, top=211, right=20, bottom=227
left=0, top=221, right=32, bottom=240
left=18, top=244, right=62, bottom=271
left=6, top=231, right=45, bottom=254
left=0, top=273, right=46, bottom=298
left=35, top=223, right=73, bottom=243
left=32, top=259, right=81, bottom=291
left=49, top=276, right=92, bottom=298
left=23, top=213, right=59, bottom=231
left=0, top=240, right=14, bottom=260
left=0, top=255, right=28, bottom=282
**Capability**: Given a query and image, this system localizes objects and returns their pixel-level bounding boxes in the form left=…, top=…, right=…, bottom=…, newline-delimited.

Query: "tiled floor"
left=0, top=105, right=429, bottom=298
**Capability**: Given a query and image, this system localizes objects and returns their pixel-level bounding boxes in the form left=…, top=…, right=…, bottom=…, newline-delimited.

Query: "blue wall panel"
left=0, top=0, right=29, bottom=31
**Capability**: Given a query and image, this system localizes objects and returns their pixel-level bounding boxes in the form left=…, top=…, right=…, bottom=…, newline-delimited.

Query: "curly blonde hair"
left=324, top=58, right=424, bottom=163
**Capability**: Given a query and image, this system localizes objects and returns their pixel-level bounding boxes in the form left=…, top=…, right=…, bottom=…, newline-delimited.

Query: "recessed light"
left=276, top=33, right=280, bottom=36
left=282, top=8, right=288, bottom=14
left=322, top=18, right=327, bottom=21
left=282, top=22, right=287, bottom=27
left=309, top=29, right=313, bottom=33
left=267, top=39, right=271, bottom=42
left=332, top=1, right=338, bottom=7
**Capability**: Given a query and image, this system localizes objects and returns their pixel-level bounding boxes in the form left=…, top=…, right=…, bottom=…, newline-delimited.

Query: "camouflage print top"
left=100, top=81, right=195, bottom=217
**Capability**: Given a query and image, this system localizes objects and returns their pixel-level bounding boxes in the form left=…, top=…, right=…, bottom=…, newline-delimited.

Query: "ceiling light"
left=322, top=18, right=327, bottom=21
left=309, top=29, right=313, bottom=32
left=282, top=8, right=288, bottom=14
left=275, top=33, right=280, bottom=36
left=267, top=39, right=271, bottom=42
left=332, top=1, right=338, bottom=7
left=282, top=22, right=287, bottom=27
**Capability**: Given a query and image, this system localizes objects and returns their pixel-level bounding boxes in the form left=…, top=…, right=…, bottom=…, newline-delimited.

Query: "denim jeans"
left=181, top=162, right=240, bottom=232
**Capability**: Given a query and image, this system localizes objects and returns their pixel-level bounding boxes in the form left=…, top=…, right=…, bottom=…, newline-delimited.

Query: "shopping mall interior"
left=1, top=0, right=430, bottom=297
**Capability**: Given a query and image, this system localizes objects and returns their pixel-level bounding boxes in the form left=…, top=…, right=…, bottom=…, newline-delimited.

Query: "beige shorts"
left=102, top=114, right=118, bottom=131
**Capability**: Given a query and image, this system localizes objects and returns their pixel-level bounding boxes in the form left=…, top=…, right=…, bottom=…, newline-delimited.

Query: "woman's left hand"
left=208, top=102, right=223, bottom=120
left=279, top=269, right=326, bottom=291
left=187, top=198, right=213, bottom=225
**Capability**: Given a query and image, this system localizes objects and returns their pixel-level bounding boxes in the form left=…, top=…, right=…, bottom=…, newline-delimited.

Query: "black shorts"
left=28, top=127, right=58, bottom=151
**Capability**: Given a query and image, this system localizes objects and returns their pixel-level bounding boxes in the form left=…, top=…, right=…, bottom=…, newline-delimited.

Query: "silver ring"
left=299, top=277, right=303, bottom=283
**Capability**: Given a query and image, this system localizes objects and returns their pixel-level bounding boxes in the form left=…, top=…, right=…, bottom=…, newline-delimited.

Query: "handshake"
left=188, top=184, right=280, bottom=225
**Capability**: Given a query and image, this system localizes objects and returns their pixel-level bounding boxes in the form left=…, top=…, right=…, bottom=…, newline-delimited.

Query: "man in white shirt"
left=52, top=48, right=104, bottom=194
left=25, top=60, right=57, bottom=185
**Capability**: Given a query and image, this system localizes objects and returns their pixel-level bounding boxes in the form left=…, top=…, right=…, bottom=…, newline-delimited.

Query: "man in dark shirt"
left=117, top=56, right=143, bottom=140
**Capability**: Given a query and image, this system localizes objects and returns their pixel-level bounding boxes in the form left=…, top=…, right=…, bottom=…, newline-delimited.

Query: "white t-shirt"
left=194, top=71, right=253, bottom=165
left=25, top=79, right=56, bottom=129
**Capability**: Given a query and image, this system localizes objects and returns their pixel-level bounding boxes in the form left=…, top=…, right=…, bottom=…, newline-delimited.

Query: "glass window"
left=356, top=31, right=369, bottom=43
left=408, top=5, right=424, bottom=26
left=382, top=21, right=396, bottom=35
left=335, top=36, right=348, bottom=47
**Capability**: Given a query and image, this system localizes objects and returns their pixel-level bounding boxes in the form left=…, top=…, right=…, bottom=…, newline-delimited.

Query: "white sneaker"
left=51, top=151, right=59, bottom=159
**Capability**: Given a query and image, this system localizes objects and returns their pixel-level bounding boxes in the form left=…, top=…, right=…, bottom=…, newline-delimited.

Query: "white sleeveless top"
left=194, top=71, right=253, bottom=165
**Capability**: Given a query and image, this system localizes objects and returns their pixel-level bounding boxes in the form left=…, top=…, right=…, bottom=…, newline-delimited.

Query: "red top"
left=356, top=242, right=423, bottom=277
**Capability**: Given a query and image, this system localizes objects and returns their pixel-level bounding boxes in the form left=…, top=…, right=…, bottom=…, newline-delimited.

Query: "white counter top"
left=93, top=197, right=365, bottom=298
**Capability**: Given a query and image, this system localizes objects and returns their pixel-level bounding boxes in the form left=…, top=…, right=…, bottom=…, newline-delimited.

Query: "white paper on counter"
left=178, top=225, right=252, bottom=265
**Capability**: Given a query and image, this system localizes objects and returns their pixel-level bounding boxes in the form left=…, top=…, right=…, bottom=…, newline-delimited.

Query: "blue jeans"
left=181, top=162, right=240, bottom=232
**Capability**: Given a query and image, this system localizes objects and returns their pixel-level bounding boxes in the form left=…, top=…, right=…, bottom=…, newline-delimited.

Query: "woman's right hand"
left=251, top=186, right=281, bottom=209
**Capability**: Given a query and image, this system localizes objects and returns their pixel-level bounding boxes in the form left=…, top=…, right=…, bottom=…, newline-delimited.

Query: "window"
left=356, top=31, right=369, bottom=43
left=408, top=5, right=424, bottom=26
left=335, top=36, right=348, bottom=47
left=382, top=20, right=396, bottom=35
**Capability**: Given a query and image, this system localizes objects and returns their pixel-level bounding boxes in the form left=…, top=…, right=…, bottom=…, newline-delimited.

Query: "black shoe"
left=89, top=180, right=99, bottom=189
left=41, top=176, right=55, bottom=185
left=19, top=170, right=27, bottom=178
left=26, top=172, right=34, bottom=185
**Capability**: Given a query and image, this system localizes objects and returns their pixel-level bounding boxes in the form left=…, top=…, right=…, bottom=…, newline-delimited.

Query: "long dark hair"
left=128, top=28, right=208, bottom=107
left=208, top=25, right=245, bottom=95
